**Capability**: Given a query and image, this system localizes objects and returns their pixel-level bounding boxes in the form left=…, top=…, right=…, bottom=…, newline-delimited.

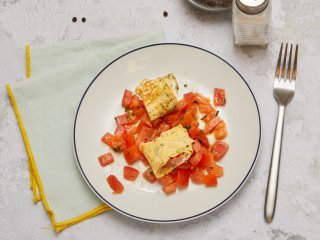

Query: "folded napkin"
left=6, top=30, right=165, bottom=232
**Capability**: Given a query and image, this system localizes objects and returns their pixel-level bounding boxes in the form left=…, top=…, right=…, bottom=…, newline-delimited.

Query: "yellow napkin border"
left=6, top=45, right=111, bottom=232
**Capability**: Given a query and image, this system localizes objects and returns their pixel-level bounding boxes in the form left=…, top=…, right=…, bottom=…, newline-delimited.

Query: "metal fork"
left=264, top=43, right=299, bottom=222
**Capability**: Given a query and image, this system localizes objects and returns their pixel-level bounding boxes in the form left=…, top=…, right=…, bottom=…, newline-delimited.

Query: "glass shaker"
left=232, top=0, right=271, bottom=46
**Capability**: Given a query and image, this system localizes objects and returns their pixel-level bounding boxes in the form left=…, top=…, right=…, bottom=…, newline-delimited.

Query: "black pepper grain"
left=72, top=17, right=77, bottom=22
left=163, top=11, right=168, bottom=17
left=82, top=17, right=86, bottom=23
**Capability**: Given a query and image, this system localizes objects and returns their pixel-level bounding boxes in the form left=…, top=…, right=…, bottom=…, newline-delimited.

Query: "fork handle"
left=265, top=105, right=285, bottom=222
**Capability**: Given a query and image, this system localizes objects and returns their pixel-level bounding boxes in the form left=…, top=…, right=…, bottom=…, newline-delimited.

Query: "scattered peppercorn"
left=163, top=11, right=168, bottom=17
left=82, top=17, right=86, bottom=23
left=72, top=17, right=77, bottom=22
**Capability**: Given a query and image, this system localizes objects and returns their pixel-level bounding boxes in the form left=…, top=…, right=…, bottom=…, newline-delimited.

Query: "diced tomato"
left=164, top=110, right=183, bottom=128
left=114, top=125, right=126, bottom=136
left=139, top=113, right=152, bottom=127
left=180, top=110, right=194, bottom=127
left=166, top=153, right=185, bottom=168
left=124, top=125, right=137, bottom=135
left=195, top=93, right=210, bottom=105
left=123, top=133, right=135, bottom=148
left=202, top=112, right=215, bottom=123
left=98, top=152, right=114, bottom=167
left=190, top=169, right=204, bottom=184
left=192, top=140, right=202, bottom=153
left=198, top=148, right=214, bottom=168
left=139, top=152, right=150, bottom=166
left=101, top=132, right=125, bottom=151
left=211, top=141, right=229, bottom=161
left=115, top=113, right=139, bottom=125
left=136, top=126, right=155, bottom=145
left=151, top=119, right=163, bottom=128
left=177, top=169, right=189, bottom=188
left=203, top=116, right=221, bottom=134
left=106, top=175, right=124, bottom=194
left=123, top=145, right=140, bottom=165
left=123, top=166, right=139, bottom=181
left=132, top=107, right=147, bottom=118
left=209, top=163, right=224, bottom=178
left=203, top=173, right=218, bottom=187
left=189, top=152, right=202, bottom=167
left=159, top=174, right=175, bottom=187
left=177, top=162, right=191, bottom=170
left=185, top=101, right=198, bottom=115
left=115, top=113, right=129, bottom=125
left=129, top=94, right=143, bottom=109
left=214, top=88, right=226, bottom=106
left=213, top=121, right=228, bottom=140
left=143, top=168, right=157, bottom=183
left=188, top=121, right=200, bottom=139
left=163, top=182, right=177, bottom=195
left=101, top=132, right=113, bottom=146
left=196, top=131, right=210, bottom=148
left=154, top=122, right=170, bottom=137
left=122, top=89, right=133, bottom=108
left=198, top=104, right=216, bottom=115
left=176, top=92, right=196, bottom=111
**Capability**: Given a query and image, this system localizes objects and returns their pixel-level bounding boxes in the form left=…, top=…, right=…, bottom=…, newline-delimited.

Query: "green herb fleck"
left=215, top=111, right=220, bottom=116
left=201, top=115, right=207, bottom=120
left=113, top=147, right=120, bottom=152
left=160, top=143, right=164, bottom=146
left=184, top=125, right=191, bottom=131
left=125, top=108, right=130, bottom=112
left=209, top=166, right=214, bottom=169
left=184, top=84, right=188, bottom=88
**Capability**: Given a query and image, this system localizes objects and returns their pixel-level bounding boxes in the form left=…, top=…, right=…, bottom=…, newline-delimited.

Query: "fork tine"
left=292, top=45, right=298, bottom=82
left=280, top=43, right=288, bottom=81
left=275, top=43, right=283, bottom=79
left=286, top=44, right=293, bottom=81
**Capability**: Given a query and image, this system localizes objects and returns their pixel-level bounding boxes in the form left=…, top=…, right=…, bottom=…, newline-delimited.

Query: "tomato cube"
left=123, top=166, right=139, bottom=181
left=123, top=145, right=140, bottom=165
left=214, top=88, right=226, bottom=106
left=159, top=174, right=175, bottom=187
left=177, top=169, right=189, bottom=188
left=122, top=89, right=133, bottom=108
left=190, top=169, right=204, bottom=184
left=211, top=141, right=229, bottom=161
left=143, top=168, right=157, bottom=183
left=163, top=182, right=177, bottom=195
left=203, top=173, right=218, bottom=187
left=98, top=152, right=114, bottom=167
left=106, top=175, right=124, bottom=194
left=203, top=116, right=221, bottom=134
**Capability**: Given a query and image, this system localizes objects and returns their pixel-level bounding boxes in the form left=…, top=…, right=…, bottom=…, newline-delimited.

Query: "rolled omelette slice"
left=140, top=125, right=194, bottom=178
left=135, top=73, right=178, bottom=121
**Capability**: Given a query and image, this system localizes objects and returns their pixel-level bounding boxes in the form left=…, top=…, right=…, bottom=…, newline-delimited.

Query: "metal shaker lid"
left=236, top=0, right=269, bottom=14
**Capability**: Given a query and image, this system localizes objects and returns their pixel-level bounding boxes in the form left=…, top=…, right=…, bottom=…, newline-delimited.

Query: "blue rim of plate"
left=73, top=43, right=261, bottom=223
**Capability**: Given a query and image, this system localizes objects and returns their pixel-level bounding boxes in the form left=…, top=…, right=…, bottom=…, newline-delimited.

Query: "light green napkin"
left=6, top=30, right=165, bottom=232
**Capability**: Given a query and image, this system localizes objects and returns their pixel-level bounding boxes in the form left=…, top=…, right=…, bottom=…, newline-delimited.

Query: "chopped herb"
left=131, top=111, right=135, bottom=116
left=215, top=111, right=220, bottom=116
left=184, top=84, right=188, bottom=87
left=160, top=143, right=164, bottom=146
left=125, top=108, right=130, bottom=112
left=184, top=125, right=191, bottom=131
left=201, top=115, right=207, bottom=120
left=209, top=166, right=214, bottom=169
left=113, top=147, right=120, bottom=152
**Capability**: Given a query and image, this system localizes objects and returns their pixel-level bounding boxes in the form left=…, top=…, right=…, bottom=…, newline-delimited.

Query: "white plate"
left=73, top=43, right=261, bottom=223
